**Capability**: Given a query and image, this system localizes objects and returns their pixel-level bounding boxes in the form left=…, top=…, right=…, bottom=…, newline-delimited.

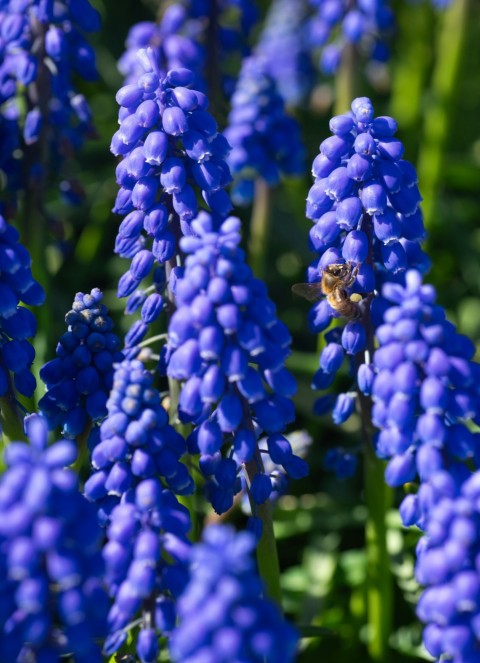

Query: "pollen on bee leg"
left=350, top=293, right=362, bottom=303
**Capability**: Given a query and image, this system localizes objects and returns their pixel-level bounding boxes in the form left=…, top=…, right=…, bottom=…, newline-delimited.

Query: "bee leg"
left=345, top=264, right=359, bottom=287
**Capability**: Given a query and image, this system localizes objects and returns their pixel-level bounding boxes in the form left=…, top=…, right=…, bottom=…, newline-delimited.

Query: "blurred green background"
left=31, top=1, right=480, bottom=660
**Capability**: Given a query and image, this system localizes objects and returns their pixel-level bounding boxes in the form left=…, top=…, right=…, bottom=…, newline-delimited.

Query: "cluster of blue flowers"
left=101, top=478, right=192, bottom=662
left=0, top=0, right=99, bottom=205
left=163, top=211, right=308, bottom=515
left=169, top=525, right=299, bottom=663
left=118, top=0, right=258, bottom=98
left=0, top=214, right=45, bottom=398
left=83, top=357, right=193, bottom=661
left=39, top=289, right=123, bottom=438
left=306, top=97, right=429, bottom=429
left=255, top=0, right=315, bottom=107
left=368, top=270, right=480, bottom=497
left=118, top=4, right=206, bottom=90
left=112, top=50, right=233, bottom=316
left=308, top=0, right=394, bottom=74
left=225, top=55, right=306, bottom=205
left=413, top=467, right=480, bottom=661
left=0, top=415, right=108, bottom=663
left=84, top=358, right=194, bottom=517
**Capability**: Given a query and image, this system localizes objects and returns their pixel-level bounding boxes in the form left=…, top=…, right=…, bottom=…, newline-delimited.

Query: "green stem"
left=248, top=178, right=271, bottom=282
left=416, top=0, right=471, bottom=234
left=357, top=366, right=393, bottom=660
left=363, top=444, right=393, bottom=660
left=334, top=42, right=358, bottom=116
left=0, top=394, right=26, bottom=445
left=244, top=453, right=282, bottom=606
left=356, top=213, right=393, bottom=660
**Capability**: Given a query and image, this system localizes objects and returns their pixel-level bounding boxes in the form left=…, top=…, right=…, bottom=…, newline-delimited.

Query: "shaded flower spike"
left=0, top=0, right=100, bottom=206
left=0, top=414, right=108, bottom=663
left=39, top=288, right=123, bottom=438
left=225, top=55, right=306, bottom=205
left=0, top=215, right=45, bottom=399
left=371, top=271, right=480, bottom=515
left=112, top=49, right=233, bottom=322
left=163, top=211, right=308, bottom=515
left=305, top=96, right=429, bottom=426
left=170, top=524, right=299, bottom=663
left=308, top=0, right=394, bottom=75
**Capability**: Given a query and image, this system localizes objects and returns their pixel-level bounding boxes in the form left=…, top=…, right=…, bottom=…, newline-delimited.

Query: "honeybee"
left=292, top=262, right=362, bottom=320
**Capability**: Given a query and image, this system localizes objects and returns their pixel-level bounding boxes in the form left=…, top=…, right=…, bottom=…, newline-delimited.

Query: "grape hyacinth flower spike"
left=118, top=1, right=259, bottom=99
left=39, top=289, right=123, bottom=439
left=305, top=96, right=430, bottom=443
left=83, top=357, right=194, bottom=661
left=370, top=270, right=480, bottom=523
left=0, top=0, right=100, bottom=206
left=256, top=0, right=315, bottom=107
left=169, top=525, right=299, bottom=663
left=308, top=0, right=394, bottom=75
left=162, top=211, right=308, bottom=518
left=111, top=47, right=234, bottom=341
left=0, top=214, right=45, bottom=401
left=413, top=467, right=480, bottom=661
left=225, top=55, right=306, bottom=206
left=0, top=415, right=108, bottom=663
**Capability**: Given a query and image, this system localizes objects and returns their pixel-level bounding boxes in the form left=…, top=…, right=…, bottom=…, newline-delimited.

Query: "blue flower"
left=162, top=211, right=308, bottom=515
left=256, top=0, right=315, bottom=106
left=118, top=1, right=259, bottom=99
left=112, top=51, right=234, bottom=322
left=305, top=97, right=430, bottom=430
left=81, top=353, right=194, bottom=661
left=101, top=478, right=191, bottom=663
left=0, top=215, right=45, bottom=398
left=0, top=0, right=99, bottom=205
left=225, top=55, right=306, bottom=205
left=84, top=358, right=194, bottom=518
left=409, top=466, right=480, bottom=661
left=370, top=270, right=480, bottom=498
left=39, top=289, right=123, bottom=438
left=308, top=0, right=394, bottom=75
left=0, top=415, right=108, bottom=663
left=169, top=525, right=299, bottom=663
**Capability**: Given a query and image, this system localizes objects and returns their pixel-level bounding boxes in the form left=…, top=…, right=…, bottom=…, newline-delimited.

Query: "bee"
left=292, top=262, right=362, bottom=320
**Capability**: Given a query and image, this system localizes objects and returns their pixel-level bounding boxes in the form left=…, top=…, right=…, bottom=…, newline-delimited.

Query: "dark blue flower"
left=409, top=466, right=480, bottom=661
left=39, top=289, right=123, bottom=438
left=169, top=525, right=299, bottom=663
left=118, top=1, right=259, bottom=100
left=0, top=0, right=99, bottom=206
left=84, top=357, right=194, bottom=515
left=0, top=215, right=45, bottom=398
left=0, top=415, right=108, bottom=663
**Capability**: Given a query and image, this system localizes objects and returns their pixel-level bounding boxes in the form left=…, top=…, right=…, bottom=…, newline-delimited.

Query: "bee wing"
left=291, top=282, right=323, bottom=303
